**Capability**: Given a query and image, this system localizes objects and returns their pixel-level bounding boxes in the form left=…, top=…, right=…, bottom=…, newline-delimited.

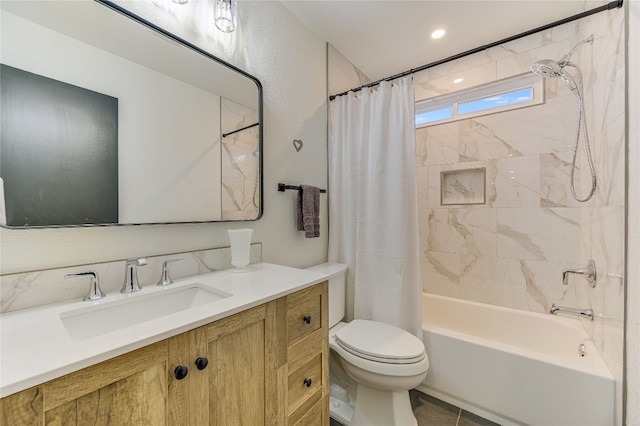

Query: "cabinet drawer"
left=292, top=395, right=326, bottom=426
left=287, top=285, right=323, bottom=347
left=287, top=353, right=323, bottom=414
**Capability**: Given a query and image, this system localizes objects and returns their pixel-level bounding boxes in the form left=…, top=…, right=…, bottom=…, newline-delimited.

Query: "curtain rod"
left=329, top=0, right=623, bottom=101
left=222, top=122, right=259, bottom=138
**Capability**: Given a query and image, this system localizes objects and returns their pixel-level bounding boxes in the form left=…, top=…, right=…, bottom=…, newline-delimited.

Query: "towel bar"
left=278, top=183, right=326, bottom=193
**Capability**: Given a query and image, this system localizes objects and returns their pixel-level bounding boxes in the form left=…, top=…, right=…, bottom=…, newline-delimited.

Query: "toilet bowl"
left=307, top=263, right=429, bottom=426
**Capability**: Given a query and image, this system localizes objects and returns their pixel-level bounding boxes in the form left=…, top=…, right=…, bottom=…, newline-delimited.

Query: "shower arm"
left=558, top=35, right=594, bottom=66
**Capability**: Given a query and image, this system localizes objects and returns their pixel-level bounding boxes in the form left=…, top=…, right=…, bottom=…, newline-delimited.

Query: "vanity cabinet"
left=0, top=281, right=329, bottom=426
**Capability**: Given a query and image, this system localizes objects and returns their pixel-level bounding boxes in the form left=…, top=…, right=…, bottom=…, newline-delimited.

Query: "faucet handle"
left=157, top=258, right=184, bottom=286
left=584, top=259, right=597, bottom=287
left=66, top=271, right=105, bottom=301
left=127, top=257, right=149, bottom=267
left=562, top=259, right=597, bottom=288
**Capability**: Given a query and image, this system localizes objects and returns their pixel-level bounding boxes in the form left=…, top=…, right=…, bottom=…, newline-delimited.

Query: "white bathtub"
left=417, top=293, right=614, bottom=426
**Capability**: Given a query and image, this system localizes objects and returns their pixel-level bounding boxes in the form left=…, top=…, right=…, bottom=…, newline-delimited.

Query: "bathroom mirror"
left=0, top=0, right=262, bottom=228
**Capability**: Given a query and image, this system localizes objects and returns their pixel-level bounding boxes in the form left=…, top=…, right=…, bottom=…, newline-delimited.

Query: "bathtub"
left=417, top=293, right=614, bottom=426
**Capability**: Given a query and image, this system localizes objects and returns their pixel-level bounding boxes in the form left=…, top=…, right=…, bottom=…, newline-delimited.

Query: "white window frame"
left=415, top=73, right=545, bottom=128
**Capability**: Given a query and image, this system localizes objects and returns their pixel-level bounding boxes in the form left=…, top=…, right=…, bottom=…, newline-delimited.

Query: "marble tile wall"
left=220, top=98, right=260, bottom=220
left=328, top=44, right=371, bottom=97
left=0, top=243, right=262, bottom=314
left=415, top=9, right=625, bottom=422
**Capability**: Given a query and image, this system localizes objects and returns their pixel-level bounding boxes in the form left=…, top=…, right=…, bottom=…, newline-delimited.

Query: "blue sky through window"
left=457, top=88, right=533, bottom=115
left=415, top=106, right=453, bottom=126
left=415, top=74, right=542, bottom=127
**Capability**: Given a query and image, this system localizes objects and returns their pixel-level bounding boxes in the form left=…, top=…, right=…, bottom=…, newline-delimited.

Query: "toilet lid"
left=335, top=320, right=426, bottom=364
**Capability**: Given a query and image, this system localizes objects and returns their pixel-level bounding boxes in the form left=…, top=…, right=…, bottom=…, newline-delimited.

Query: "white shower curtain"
left=328, top=77, right=422, bottom=338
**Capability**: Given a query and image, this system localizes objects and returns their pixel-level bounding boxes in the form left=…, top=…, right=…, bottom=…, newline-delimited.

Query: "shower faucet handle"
left=562, top=259, right=596, bottom=287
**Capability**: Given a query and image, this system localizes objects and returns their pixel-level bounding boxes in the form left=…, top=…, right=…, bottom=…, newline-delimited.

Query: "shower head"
left=531, top=58, right=579, bottom=93
left=530, top=34, right=593, bottom=92
left=530, top=59, right=564, bottom=79
left=530, top=35, right=597, bottom=203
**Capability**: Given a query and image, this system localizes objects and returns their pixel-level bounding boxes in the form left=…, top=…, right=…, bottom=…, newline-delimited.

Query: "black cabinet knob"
left=303, top=378, right=312, bottom=388
left=174, top=365, right=189, bottom=380
left=303, top=315, right=312, bottom=324
left=195, top=357, right=209, bottom=370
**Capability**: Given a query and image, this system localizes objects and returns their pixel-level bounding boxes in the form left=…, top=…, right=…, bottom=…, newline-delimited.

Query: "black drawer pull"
left=174, top=365, right=189, bottom=380
left=303, top=378, right=312, bottom=388
left=195, top=357, right=209, bottom=370
left=303, top=315, right=312, bottom=324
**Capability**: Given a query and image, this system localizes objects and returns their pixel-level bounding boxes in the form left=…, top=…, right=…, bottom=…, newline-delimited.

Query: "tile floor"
left=329, top=389, right=500, bottom=426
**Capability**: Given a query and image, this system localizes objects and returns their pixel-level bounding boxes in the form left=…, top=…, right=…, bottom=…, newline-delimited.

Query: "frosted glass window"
left=457, top=88, right=534, bottom=115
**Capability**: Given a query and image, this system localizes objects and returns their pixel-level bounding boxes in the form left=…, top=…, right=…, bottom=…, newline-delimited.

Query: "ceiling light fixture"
left=431, top=29, right=446, bottom=39
left=453, top=78, right=464, bottom=84
left=171, top=0, right=188, bottom=4
left=214, top=0, right=237, bottom=33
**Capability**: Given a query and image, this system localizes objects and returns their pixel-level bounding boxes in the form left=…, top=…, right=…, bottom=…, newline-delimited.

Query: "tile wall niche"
left=221, top=98, right=260, bottom=220
left=0, top=243, right=262, bottom=314
left=415, top=8, right=625, bottom=422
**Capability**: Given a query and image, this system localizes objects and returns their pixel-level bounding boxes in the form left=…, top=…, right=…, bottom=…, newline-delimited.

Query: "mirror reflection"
left=0, top=0, right=262, bottom=228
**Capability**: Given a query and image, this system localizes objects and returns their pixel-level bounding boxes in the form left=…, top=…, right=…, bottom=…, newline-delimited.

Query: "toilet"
left=307, top=263, right=429, bottom=426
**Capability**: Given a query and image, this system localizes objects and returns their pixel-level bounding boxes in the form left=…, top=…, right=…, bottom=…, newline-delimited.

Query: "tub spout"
left=550, top=304, right=594, bottom=320
left=562, top=259, right=596, bottom=287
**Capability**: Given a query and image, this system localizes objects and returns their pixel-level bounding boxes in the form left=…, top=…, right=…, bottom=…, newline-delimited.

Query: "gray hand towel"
left=296, top=185, right=320, bottom=238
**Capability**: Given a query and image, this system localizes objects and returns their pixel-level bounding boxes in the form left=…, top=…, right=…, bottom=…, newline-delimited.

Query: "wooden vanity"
left=0, top=265, right=329, bottom=425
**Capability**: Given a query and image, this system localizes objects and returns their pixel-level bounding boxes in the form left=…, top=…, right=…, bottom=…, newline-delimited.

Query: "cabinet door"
left=1, top=341, right=169, bottom=426
left=43, top=341, right=168, bottom=426
left=0, top=386, right=43, bottom=426
left=190, top=302, right=280, bottom=426
left=167, top=329, right=193, bottom=426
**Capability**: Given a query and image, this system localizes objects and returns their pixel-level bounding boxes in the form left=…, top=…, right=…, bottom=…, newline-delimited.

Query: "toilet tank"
left=306, top=263, right=347, bottom=328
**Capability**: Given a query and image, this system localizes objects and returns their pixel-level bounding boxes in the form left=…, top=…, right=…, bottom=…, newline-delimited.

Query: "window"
left=415, top=106, right=452, bottom=126
left=415, top=73, right=544, bottom=128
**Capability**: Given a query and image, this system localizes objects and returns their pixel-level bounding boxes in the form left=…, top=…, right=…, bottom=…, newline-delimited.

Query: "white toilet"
left=307, top=263, right=429, bottom=426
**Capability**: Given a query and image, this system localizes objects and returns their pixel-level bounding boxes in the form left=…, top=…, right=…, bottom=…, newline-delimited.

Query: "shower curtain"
left=328, top=77, right=422, bottom=338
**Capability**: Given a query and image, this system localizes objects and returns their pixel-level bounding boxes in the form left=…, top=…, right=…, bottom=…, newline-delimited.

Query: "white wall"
left=0, top=0, right=328, bottom=274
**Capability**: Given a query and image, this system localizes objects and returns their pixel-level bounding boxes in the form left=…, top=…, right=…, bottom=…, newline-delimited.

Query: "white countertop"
left=0, top=263, right=328, bottom=398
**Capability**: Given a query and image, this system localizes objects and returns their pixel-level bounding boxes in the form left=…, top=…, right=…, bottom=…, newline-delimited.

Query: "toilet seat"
left=335, top=320, right=426, bottom=364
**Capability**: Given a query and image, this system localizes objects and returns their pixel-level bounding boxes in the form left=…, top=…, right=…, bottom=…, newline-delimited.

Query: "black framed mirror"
left=0, top=0, right=262, bottom=228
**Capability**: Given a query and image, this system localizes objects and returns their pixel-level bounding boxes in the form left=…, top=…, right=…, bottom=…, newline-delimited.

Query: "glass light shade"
left=171, top=0, right=188, bottom=4
left=214, top=0, right=237, bottom=33
left=227, top=228, right=253, bottom=271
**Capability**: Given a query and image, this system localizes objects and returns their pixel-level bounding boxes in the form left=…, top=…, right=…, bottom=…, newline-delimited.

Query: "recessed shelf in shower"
left=440, top=167, right=486, bottom=206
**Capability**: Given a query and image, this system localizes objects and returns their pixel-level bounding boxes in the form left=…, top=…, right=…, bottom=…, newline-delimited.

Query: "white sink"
left=60, top=284, right=231, bottom=341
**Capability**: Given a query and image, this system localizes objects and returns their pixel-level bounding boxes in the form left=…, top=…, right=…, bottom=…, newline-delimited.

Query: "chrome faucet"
left=66, top=271, right=105, bottom=301
left=562, top=259, right=596, bottom=287
left=157, top=258, right=184, bottom=286
left=550, top=303, right=594, bottom=320
left=121, top=257, right=148, bottom=293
